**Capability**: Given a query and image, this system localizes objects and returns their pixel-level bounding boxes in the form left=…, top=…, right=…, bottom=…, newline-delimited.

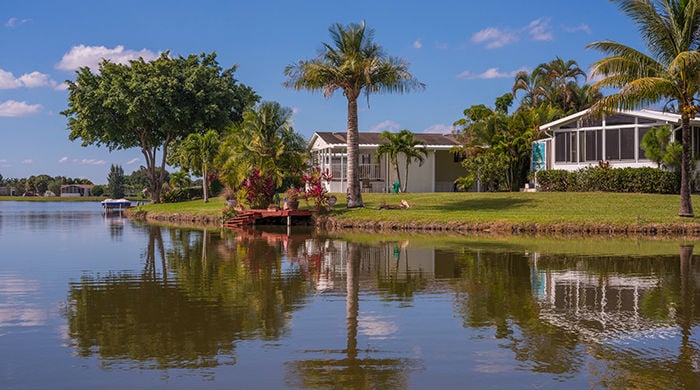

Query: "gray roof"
left=314, top=131, right=459, bottom=146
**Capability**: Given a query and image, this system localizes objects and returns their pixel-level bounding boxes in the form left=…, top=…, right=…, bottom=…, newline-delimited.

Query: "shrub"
left=536, top=167, right=679, bottom=194
left=241, top=169, right=275, bottom=209
left=301, top=168, right=333, bottom=212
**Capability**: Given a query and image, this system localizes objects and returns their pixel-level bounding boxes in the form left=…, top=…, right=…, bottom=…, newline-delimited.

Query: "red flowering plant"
left=301, top=168, right=333, bottom=212
left=242, top=169, right=275, bottom=209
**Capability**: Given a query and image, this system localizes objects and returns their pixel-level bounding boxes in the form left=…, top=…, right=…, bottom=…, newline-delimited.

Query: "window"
left=360, top=153, right=371, bottom=164
left=620, top=128, right=635, bottom=159
left=584, top=130, right=602, bottom=161
left=555, top=132, right=569, bottom=162
left=638, top=127, right=651, bottom=160
left=605, top=129, right=620, bottom=160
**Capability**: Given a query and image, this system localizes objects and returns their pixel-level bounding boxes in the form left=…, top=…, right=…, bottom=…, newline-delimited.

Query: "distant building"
left=0, top=186, right=17, bottom=196
left=60, top=184, right=94, bottom=197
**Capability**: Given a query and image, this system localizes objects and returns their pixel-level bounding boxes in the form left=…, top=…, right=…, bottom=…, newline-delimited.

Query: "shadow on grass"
left=426, top=197, right=534, bottom=212
left=328, top=196, right=534, bottom=214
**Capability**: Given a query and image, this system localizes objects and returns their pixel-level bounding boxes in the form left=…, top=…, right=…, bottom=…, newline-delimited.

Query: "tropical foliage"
left=62, top=52, right=258, bottom=203
left=169, top=129, right=221, bottom=202
left=453, top=55, right=601, bottom=192
left=218, top=101, right=307, bottom=193
left=586, top=0, right=700, bottom=217
left=301, top=168, right=333, bottom=212
left=284, top=21, right=424, bottom=208
left=376, top=129, right=427, bottom=193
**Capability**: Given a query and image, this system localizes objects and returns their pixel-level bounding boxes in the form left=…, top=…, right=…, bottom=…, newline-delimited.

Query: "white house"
left=534, top=108, right=700, bottom=173
left=308, top=131, right=466, bottom=193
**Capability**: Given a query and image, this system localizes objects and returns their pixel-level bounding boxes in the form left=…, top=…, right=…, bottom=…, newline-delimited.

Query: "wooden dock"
left=222, top=209, right=313, bottom=228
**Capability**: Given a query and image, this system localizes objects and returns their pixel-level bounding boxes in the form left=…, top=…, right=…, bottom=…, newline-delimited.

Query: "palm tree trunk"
left=394, top=161, right=401, bottom=192
left=402, top=161, right=409, bottom=193
left=680, top=117, right=694, bottom=217
left=202, top=165, right=209, bottom=203
left=346, top=96, right=364, bottom=208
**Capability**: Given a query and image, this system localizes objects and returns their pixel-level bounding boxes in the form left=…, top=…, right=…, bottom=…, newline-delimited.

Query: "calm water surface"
left=1, top=201, right=699, bottom=389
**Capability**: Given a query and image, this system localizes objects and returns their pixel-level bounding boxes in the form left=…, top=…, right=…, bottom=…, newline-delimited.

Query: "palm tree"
left=218, top=101, right=307, bottom=191
left=176, top=130, right=220, bottom=202
left=284, top=21, right=424, bottom=208
left=376, top=129, right=428, bottom=192
left=587, top=0, right=700, bottom=217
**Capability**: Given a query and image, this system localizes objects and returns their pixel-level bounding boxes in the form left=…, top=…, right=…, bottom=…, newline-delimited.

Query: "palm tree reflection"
left=285, top=242, right=420, bottom=389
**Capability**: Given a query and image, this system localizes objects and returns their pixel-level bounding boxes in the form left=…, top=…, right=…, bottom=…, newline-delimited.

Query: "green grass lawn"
left=326, top=192, right=700, bottom=225
left=129, top=191, right=700, bottom=226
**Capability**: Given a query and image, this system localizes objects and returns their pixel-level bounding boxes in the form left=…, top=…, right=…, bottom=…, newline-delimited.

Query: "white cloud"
left=76, top=158, right=107, bottom=166
left=563, top=23, right=591, bottom=34
left=126, top=158, right=140, bottom=165
left=5, top=17, right=30, bottom=28
left=21, top=159, right=33, bottom=164
left=471, top=18, right=554, bottom=49
left=0, top=159, right=10, bottom=167
left=413, top=39, right=423, bottom=49
left=291, top=107, right=301, bottom=115
left=423, top=124, right=454, bottom=134
left=56, top=45, right=160, bottom=72
left=528, top=18, right=553, bottom=41
left=0, top=100, right=42, bottom=117
left=369, top=120, right=401, bottom=133
left=58, top=157, right=69, bottom=163
left=0, top=68, right=60, bottom=90
left=471, top=27, right=518, bottom=49
left=457, top=67, right=510, bottom=80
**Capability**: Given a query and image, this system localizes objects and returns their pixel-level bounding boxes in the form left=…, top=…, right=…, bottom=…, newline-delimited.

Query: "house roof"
left=539, top=108, right=700, bottom=131
left=311, top=131, right=460, bottom=148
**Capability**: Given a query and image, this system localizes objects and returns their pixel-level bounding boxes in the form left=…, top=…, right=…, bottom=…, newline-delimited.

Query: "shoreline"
left=127, top=209, right=700, bottom=238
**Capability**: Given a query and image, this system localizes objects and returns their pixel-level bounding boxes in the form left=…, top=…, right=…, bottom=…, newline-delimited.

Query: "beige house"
left=308, top=132, right=465, bottom=193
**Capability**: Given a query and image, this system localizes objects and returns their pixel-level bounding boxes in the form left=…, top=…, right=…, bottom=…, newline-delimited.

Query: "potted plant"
left=284, top=186, right=300, bottom=210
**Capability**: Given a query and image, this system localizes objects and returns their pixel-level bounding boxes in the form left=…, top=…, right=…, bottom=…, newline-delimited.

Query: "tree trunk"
left=402, top=160, right=409, bottom=193
left=346, top=96, right=364, bottom=208
left=202, top=165, right=209, bottom=203
left=680, top=116, right=694, bottom=217
left=394, top=160, right=401, bottom=193
left=346, top=242, right=360, bottom=359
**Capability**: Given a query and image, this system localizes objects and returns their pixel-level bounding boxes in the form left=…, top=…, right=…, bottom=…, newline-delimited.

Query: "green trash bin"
left=392, top=181, right=400, bottom=194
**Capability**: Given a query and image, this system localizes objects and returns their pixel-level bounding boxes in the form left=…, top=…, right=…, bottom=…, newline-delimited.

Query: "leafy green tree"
left=218, top=101, right=307, bottom=191
left=641, top=125, right=673, bottom=168
left=107, top=164, right=125, bottom=199
left=91, top=185, right=105, bottom=197
left=169, top=130, right=220, bottom=202
left=454, top=95, right=540, bottom=191
left=168, top=170, right=191, bottom=189
left=587, top=0, right=700, bottom=217
left=62, top=52, right=258, bottom=203
left=284, top=21, right=424, bottom=208
left=376, top=129, right=427, bottom=192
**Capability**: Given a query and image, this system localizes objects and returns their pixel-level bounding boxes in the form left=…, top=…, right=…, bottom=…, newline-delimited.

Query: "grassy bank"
left=126, top=191, right=700, bottom=232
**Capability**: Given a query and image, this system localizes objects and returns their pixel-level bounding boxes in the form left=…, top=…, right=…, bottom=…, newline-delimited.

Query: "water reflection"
left=285, top=242, right=421, bottom=389
left=59, top=220, right=700, bottom=387
left=64, top=225, right=314, bottom=370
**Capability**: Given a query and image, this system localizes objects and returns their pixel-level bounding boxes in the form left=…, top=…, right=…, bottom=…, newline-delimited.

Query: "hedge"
left=536, top=167, right=680, bottom=194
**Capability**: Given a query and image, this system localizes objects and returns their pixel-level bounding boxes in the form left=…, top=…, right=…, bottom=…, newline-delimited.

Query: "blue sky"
left=0, top=0, right=644, bottom=184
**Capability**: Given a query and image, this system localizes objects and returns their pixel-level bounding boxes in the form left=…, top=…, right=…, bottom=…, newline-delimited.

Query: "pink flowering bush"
left=301, top=168, right=332, bottom=212
left=242, top=169, right=275, bottom=209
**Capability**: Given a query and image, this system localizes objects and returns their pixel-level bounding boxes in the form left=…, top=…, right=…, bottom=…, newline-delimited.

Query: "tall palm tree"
left=587, top=0, right=700, bottom=217
left=284, top=21, right=424, bottom=208
left=376, top=129, right=428, bottom=193
left=176, top=130, right=220, bottom=202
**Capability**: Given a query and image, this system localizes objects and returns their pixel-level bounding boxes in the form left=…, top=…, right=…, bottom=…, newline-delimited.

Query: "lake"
left=1, top=201, right=699, bottom=389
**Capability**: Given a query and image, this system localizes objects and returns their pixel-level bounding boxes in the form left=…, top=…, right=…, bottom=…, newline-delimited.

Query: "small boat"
left=101, top=198, right=132, bottom=213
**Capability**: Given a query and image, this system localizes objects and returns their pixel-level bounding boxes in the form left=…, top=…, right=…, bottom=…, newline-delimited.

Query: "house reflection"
left=529, top=250, right=699, bottom=343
